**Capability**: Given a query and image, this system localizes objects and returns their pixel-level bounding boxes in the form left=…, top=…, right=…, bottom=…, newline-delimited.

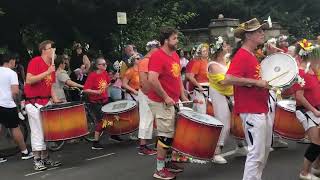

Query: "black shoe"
left=21, top=152, right=34, bottom=160
left=92, top=141, right=104, bottom=150
left=110, top=135, right=123, bottom=143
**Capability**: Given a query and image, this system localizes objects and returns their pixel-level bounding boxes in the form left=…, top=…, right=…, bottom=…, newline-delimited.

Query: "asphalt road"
left=0, top=134, right=308, bottom=180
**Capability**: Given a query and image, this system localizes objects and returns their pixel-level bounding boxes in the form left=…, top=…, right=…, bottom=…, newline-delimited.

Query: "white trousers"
left=137, top=90, right=154, bottom=139
left=192, top=90, right=207, bottom=114
left=209, top=87, right=230, bottom=146
left=25, top=103, right=46, bottom=151
left=240, top=113, right=273, bottom=180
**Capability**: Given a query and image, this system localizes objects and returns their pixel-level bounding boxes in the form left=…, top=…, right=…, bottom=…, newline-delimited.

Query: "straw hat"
left=234, top=18, right=268, bottom=39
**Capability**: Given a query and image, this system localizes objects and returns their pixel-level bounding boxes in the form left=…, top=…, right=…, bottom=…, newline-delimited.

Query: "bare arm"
left=26, top=65, right=55, bottom=84
left=11, top=85, right=19, bottom=104
left=51, top=86, right=61, bottom=103
left=139, top=72, right=149, bottom=94
left=296, top=90, right=319, bottom=114
left=180, top=79, right=188, bottom=101
left=186, top=73, right=202, bottom=89
left=83, top=55, right=91, bottom=73
left=122, top=77, right=138, bottom=95
left=65, top=79, right=83, bottom=88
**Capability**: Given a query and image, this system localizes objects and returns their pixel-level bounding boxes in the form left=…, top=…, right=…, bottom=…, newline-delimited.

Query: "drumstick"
left=176, top=100, right=203, bottom=105
left=52, top=49, right=55, bottom=65
left=268, top=70, right=289, bottom=83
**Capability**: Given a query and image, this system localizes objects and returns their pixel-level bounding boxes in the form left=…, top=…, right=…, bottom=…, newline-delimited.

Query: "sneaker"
left=110, top=135, right=123, bottom=143
left=299, top=173, right=320, bottom=180
left=311, top=168, right=320, bottom=176
left=153, top=168, right=176, bottom=180
left=0, top=157, right=7, bottom=163
left=18, top=112, right=25, bottom=120
left=138, top=146, right=157, bottom=155
left=298, top=138, right=312, bottom=144
left=42, top=158, right=62, bottom=167
left=129, top=134, right=138, bottom=141
left=272, top=139, right=289, bottom=148
left=92, top=141, right=104, bottom=150
left=166, top=162, right=184, bottom=173
left=270, top=147, right=274, bottom=152
left=213, top=155, right=227, bottom=164
left=21, top=152, right=34, bottom=160
left=34, top=159, right=47, bottom=171
left=235, top=146, right=248, bottom=156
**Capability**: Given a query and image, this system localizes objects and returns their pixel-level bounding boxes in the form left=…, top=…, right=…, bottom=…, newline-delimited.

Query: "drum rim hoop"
left=178, top=112, right=224, bottom=127
left=101, top=100, right=137, bottom=113
left=40, top=102, right=84, bottom=111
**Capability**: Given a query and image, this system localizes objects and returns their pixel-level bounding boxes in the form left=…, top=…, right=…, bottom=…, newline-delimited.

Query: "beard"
left=168, top=43, right=178, bottom=51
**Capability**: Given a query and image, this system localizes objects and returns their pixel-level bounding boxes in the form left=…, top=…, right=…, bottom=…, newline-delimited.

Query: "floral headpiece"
left=146, top=40, right=160, bottom=51
left=277, top=35, right=288, bottom=42
left=298, top=39, right=314, bottom=57
left=210, top=36, right=224, bottom=55
left=192, top=43, right=209, bottom=58
left=127, top=54, right=141, bottom=64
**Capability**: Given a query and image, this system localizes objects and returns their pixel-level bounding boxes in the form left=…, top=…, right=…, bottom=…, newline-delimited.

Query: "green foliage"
left=110, top=0, right=197, bottom=57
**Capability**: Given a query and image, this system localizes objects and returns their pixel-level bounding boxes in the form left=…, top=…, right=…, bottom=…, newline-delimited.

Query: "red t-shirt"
left=84, top=71, right=110, bottom=103
left=185, top=59, right=196, bottom=91
left=227, top=48, right=269, bottom=114
left=293, top=70, right=320, bottom=107
left=186, top=59, right=208, bottom=83
left=148, top=49, right=181, bottom=102
left=24, top=56, right=55, bottom=106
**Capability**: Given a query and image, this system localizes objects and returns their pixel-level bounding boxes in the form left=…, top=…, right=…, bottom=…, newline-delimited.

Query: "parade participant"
left=293, top=42, right=320, bottom=180
left=122, top=54, right=141, bottom=101
left=224, top=18, right=272, bottom=180
left=69, top=43, right=90, bottom=84
left=186, top=43, right=210, bottom=113
left=277, top=35, right=289, bottom=53
left=53, top=55, right=83, bottom=102
left=0, top=53, right=34, bottom=163
left=136, top=40, right=160, bottom=155
left=208, top=36, right=248, bottom=164
left=25, top=40, right=62, bottom=171
left=83, top=57, right=112, bottom=149
left=148, top=27, right=188, bottom=180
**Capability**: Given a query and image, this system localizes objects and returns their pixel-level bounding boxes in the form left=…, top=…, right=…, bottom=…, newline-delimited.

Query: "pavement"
left=0, top=133, right=309, bottom=180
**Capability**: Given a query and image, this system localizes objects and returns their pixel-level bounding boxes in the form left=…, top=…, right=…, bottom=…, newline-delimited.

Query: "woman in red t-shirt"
left=84, top=57, right=110, bottom=150
left=293, top=45, right=320, bottom=179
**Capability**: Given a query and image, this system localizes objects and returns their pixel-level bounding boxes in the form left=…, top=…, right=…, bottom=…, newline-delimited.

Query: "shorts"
left=148, top=99, right=176, bottom=138
left=0, top=106, right=19, bottom=128
left=296, top=110, right=320, bottom=131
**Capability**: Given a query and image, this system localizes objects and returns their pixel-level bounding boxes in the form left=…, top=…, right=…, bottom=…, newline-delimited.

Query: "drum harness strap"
left=126, top=91, right=137, bottom=101
left=268, top=92, right=276, bottom=113
left=296, top=106, right=320, bottom=126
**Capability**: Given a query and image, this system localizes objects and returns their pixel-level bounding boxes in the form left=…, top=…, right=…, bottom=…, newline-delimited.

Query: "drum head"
left=101, top=100, right=136, bottom=114
left=277, top=99, right=296, bottom=112
left=179, top=106, right=193, bottom=111
left=179, top=110, right=223, bottom=127
left=199, top=82, right=209, bottom=87
left=260, top=53, right=298, bottom=88
left=40, top=102, right=83, bottom=111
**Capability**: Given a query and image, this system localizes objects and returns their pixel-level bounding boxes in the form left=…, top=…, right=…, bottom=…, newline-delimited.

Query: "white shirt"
left=0, top=67, right=18, bottom=108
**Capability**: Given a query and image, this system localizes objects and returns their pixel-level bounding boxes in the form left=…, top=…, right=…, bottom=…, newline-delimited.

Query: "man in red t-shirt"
left=148, top=27, right=188, bottom=180
left=25, top=40, right=61, bottom=171
left=225, top=18, right=271, bottom=180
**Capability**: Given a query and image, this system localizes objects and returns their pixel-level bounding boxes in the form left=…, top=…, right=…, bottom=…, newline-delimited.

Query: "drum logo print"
left=274, top=66, right=281, bottom=72
left=171, top=63, right=181, bottom=78
left=254, top=64, right=262, bottom=79
left=98, top=79, right=107, bottom=91
left=44, top=75, right=53, bottom=86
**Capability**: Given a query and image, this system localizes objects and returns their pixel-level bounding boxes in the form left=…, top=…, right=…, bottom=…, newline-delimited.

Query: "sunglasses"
left=44, top=44, right=56, bottom=50
left=98, top=63, right=107, bottom=66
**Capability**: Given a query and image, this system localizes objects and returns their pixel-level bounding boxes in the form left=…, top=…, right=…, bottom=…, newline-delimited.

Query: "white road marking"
left=25, top=167, right=59, bottom=177
left=85, top=153, right=115, bottom=161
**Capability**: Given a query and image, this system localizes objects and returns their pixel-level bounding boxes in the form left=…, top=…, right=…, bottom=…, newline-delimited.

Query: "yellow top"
left=207, top=61, right=233, bottom=96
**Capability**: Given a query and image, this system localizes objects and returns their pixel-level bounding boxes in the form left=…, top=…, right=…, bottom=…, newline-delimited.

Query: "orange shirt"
left=138, top=58, right=149, bottom=73
left=124, top=66, right=140, bottom=90
left=188, top=59, right=208, bottom=83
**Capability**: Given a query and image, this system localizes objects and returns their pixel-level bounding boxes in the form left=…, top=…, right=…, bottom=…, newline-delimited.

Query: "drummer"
left=136, top=40, right=160, bottom=156
left=293, top=43, right=320, bottom=180
left=207, top=36, right=248, bottom=164
left=83, top=56, right=111, bottom=150
left=224, top=18, right=272, bottom=180
left=53, top=55, right=83, bottom=102
left=24, top=40, right=62, bottom=171
left=185, top=43, right=209, bottom=113
left=122, top=53, right=141, bottom=101
left=148, top=27, right=189, bottom=180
